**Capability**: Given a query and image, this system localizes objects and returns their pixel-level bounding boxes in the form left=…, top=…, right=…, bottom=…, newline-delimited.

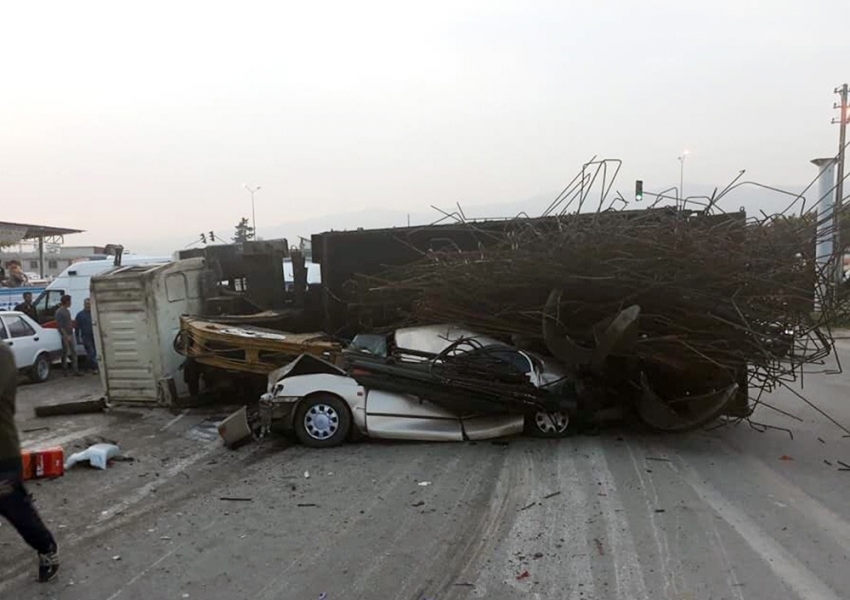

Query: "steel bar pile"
left=342, top=163, right=845, bottom=429
left=348, top=340, right=570, bottom=416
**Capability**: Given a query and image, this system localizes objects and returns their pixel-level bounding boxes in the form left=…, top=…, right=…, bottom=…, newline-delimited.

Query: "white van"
left=32, top=255, right=170, bottom=324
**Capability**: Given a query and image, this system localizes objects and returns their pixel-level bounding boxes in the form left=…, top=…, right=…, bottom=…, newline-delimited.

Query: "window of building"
left=48, top=260, right=58, bottom=269
left=29, top=260, right=39, bottom=269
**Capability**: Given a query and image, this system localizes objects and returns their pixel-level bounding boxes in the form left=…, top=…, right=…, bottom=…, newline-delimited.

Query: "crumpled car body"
left=259, top=325, right=575, bottom=447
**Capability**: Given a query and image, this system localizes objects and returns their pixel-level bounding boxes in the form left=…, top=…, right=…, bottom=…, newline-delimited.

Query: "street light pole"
left=832, top=84, right=848, bottom=289
left=678, top=150, right=690, bottom=206
left=244, top=185, right=261, bottom=239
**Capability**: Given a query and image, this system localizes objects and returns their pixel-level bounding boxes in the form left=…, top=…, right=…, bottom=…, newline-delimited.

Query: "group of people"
left=13, top=293, right=98, bottom=376
left=1, top=325, right=60, bottom=583
left=1, top=260, right=30, bottom=288
left=0, top=294, right=104, bottom=583
left=55, top=296, right=98, bottom=376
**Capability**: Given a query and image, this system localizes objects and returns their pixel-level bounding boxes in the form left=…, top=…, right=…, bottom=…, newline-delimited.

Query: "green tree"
left=233, top=217, right=255, bottom=243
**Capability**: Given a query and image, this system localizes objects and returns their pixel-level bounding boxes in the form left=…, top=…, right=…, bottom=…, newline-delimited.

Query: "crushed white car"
left=256, top=325, right=576, bottom=448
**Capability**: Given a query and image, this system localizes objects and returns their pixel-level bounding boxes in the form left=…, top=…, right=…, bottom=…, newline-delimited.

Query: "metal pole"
left=812, top=157, right=836, bottom=310
left=251, top=190, right=256, bottom=238
left=678, top=151, right=689, bottom=206
left=245, top=185, right=261, bottom=240
left=833, top=84, right=848, bottom=288
left=38, top=236, right=44, bottom=279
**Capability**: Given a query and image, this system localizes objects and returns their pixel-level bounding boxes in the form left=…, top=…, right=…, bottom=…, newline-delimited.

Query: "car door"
left=32, top=289, right=65, bottom=324
left=0, top=314, right=40, bottom=369
left=364, top=389, right=465, bottom=441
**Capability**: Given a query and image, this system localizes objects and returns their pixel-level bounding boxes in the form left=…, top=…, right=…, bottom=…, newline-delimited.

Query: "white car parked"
left=0, top=311, right=62, bottom=382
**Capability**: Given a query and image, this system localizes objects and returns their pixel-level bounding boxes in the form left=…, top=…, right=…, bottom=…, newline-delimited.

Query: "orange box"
left=21, top=447, right=65, bottom=480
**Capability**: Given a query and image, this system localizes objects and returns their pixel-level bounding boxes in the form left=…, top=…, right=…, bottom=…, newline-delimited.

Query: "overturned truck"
left=307, top=205, right=827, bottom=434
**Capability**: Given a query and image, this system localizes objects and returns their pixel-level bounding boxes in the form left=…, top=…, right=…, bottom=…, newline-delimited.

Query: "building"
left=0, top=220, right=85, bottom=279
left=1, top=245, right=103, bottom=278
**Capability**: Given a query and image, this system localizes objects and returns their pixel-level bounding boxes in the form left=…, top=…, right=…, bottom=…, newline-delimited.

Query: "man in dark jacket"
left=0, top=342, right=59, bottom=582
left=14, top=292, right=38, bottom=322
left=75, top=298, right=97, bottom=374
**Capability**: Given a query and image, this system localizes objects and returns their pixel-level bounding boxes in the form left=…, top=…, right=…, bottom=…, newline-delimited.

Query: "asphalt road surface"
left=2, top=340, right=850, bottom=600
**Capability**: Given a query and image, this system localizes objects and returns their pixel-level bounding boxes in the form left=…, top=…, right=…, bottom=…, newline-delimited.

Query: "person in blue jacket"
left=74, top=298, right=98, bottom=374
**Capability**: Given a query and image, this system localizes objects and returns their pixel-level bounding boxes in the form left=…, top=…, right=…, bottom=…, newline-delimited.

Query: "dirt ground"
left=2, top=342, right=850, bottom=600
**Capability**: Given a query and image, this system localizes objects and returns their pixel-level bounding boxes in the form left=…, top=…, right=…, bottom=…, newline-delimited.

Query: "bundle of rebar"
left=342, top=164, right=845, bottom=425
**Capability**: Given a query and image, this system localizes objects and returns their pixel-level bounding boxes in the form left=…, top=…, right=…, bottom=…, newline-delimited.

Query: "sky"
left=0, top=1, right=846, bottom=254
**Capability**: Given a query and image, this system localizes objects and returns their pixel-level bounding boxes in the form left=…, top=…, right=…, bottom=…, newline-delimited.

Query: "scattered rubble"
left=64, top=443, right=120, bottom=470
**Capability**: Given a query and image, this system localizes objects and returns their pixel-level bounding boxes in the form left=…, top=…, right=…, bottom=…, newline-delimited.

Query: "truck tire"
left=293, top=394, right=351, bottom=448
left=29, top=353, right=51, bottom=383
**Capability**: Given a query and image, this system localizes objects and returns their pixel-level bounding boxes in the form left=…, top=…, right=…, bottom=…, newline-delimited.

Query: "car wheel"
left=293, top=394, right=351, bottom=448
left=30, top=353, right=51, bottom=383
left=526, top=410, right=570, bottom=438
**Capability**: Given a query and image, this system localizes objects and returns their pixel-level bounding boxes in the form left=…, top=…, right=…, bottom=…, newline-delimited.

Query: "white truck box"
left=91, top=258, right=208, bottom=405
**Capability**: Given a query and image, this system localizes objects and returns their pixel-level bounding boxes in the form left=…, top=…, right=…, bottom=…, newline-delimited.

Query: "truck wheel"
left=294, top=394, right=351, bottom=448
left=30, top=353, right=51, bottom=383
left=525, top=410, right=570, bottom=438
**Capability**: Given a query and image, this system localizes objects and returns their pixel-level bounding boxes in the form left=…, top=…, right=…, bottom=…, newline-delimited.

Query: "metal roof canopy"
left=0, top=220, right=85, bottom=278
left=0, top=220, right=84, bottom=241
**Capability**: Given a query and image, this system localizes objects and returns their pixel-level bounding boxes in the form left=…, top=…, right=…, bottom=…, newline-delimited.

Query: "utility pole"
left=833, top=84, right=848, bottom=289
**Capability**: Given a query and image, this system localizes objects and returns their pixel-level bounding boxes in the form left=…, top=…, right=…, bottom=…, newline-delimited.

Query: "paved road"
left=2, top=341, right=850, bottom=600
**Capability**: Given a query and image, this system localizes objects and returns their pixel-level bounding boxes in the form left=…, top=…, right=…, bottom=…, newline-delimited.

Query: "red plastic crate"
left=21, top=447, right=65, bottom=480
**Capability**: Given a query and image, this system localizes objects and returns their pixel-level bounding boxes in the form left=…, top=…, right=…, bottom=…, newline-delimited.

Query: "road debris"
left=520, top=502, right=537, bottom=511
left=412, top=501, right=425, bottom=507
left=779, top=455, right=794, bottom=461
left=542, top=491, right=561, bottom=500
left=64, top=443, right=120, bottom=470
left=35, top=397, right=107, bottom=417
left=219, top=497, right=253, bottom=502
left=645, top=457, right=672, bottom=462
left=304, top=471, right=311, bottom=479
left=417, top=481, right=432, bottom=487
left=516, top=570, right=530, bottom=581
left=21, top=426, right=50, bottom=434
left=594, top=538, right=604, bottom=556
left=297, top=503, right=318, bottom=507
left=837, top=460, right=850, bottom=469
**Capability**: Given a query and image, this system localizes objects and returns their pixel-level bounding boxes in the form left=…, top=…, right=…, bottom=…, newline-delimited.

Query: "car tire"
left=293, top=394, right=351, bottom=448
left=30, top=353, right=51, bottom=383
left=525, top=410, right=570, bottom=438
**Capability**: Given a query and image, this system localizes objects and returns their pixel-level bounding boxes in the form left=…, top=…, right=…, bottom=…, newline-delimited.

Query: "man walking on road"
left=14, top=292, right=38, bottom=322
left=0, top=342, right=60, bottom=582
left=54, top=295, right=80, bottom=377
left=75, top=298, right=98, bottom=374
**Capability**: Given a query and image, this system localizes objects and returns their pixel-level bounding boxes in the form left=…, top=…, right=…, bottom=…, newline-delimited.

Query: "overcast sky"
left=0, top=1, right=846, bottom=253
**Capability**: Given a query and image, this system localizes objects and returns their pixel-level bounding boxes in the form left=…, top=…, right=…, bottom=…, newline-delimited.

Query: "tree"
left=233, top=217, right=255, bottom=243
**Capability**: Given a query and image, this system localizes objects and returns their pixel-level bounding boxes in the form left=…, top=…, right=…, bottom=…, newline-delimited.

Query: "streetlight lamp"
left=244, top=184, right=261, bottom=239
left=678, top=150, right=690, bottom=205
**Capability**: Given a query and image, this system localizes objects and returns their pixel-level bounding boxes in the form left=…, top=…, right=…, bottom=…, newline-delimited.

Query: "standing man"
left=4, top=261, right=29, bottom=288
left=14, top=292, right=38, bottom=322
left=54, top=295, right=79, bottom=377
left=75, top=298, right=97, bottom=374
left=0, top=342, right=60, bottom=582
